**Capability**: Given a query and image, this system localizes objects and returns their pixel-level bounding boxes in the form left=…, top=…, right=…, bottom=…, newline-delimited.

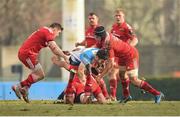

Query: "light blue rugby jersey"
left=79, top=48, right=99, bottom=65
left=70, top=48, right=99, bottom=66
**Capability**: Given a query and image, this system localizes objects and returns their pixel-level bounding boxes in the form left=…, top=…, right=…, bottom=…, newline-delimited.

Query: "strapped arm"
left=48, top=41, right=69, bottom=63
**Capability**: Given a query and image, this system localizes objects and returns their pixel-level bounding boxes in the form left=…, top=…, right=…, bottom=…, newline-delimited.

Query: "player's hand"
left=75, top=42, right=80, bottom=47
left=94, top=74, right=101, bottom=84
left=51, top=55, right=59, bottom=61
left=63, top=56, right=69, bottom=64
left=63, top=50, right=71, bottom=56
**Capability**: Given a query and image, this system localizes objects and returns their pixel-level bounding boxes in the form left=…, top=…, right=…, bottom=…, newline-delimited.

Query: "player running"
left=12, top=23, right=68, bottom=103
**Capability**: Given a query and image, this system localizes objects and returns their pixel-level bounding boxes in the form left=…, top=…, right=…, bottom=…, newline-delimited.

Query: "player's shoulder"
left=39, top=26, right=53, bottom=34
left=111, top=23, right=117, bottom=28
left=124, top=22, right=133, bottom=30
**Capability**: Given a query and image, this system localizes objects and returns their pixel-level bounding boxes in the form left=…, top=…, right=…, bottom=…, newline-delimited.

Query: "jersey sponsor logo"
left=119, top=28, right=125, bottom=32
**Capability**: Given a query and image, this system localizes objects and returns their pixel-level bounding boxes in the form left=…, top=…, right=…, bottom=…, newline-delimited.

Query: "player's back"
left=19, top=27, right=53, bottom=54
left=80, top=48, right=99, bottom=65
left=109, top=33, right=135, bottom=59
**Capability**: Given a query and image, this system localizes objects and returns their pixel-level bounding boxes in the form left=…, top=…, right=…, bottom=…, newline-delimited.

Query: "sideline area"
left=0, top=82, right=67, bottom=100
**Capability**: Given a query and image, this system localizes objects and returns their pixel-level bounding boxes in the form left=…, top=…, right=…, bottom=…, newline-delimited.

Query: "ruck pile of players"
left=12, top=9, right=164, bottom=105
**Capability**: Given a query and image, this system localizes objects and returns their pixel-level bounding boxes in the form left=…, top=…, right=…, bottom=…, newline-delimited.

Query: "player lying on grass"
left=94, top=26, right=164, bottom=104
left=54, top=74, right=86, bottom=104
left=52, top=47, right=109, bottom=104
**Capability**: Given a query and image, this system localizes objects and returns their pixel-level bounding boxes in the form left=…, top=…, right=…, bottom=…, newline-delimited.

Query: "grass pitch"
left=0, top=100, right=179, bottom=116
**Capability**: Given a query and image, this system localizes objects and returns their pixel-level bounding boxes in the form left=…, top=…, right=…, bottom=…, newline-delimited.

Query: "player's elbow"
left=130, top=38, right=138, bottom=46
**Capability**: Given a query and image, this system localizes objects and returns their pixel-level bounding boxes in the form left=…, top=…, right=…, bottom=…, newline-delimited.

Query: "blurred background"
left=0, top=0, right=180, bottom=100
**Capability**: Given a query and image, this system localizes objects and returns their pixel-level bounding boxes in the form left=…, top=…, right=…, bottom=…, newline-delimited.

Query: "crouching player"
left=52, top=47, right=109, bottom=104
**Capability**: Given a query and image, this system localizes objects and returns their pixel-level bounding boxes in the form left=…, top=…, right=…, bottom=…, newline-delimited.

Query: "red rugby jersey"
left=96, top=33, right=135, bottom=60
left=84, top=25, right=98, bottom=47
left=111, top=22, right=137, bottom=44
left=19, top=27, right=55, bottom=55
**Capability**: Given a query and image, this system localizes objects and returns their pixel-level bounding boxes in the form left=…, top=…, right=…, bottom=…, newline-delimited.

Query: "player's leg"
left=64, top=71, right=76, bottom=95
left=108, top=67, right=119, bottom=101
left=108, top=58, right=119, bottom=101
left=119, top=66, right=131, bottom=103
left=82, top=74, right=93, bottom=104
left=128, top=69, right=164, bottom=103
left=98, top=78, right=109, bottom=99
left=12, top=55, right=45, bottom=103
left=93, top=86, right=106, bottom=104
left=73, top=80, right=86, bottom=104
left=64, top=92, right=75, bottom=105
left=63, top=57, right=80, bottom=96
left=54, top=91, right=65, bottom=104
left=127, top=50, right=164, bottom=104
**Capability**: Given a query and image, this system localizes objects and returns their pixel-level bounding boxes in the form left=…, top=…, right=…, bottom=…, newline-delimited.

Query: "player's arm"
left=96, top=58, right=114, bottom=80
left=75, top=40, right=86, bottom=47
left=51, top=56, right=69, bottom=71
left=78, top=62, right=87, bottom=81
left=48, top=41, right=69, bottom=63
left=127, top=25, right=138, bottom=46
left=95, top=48, right=115, bottom=79
left=129, top=37, right=138, bottom=46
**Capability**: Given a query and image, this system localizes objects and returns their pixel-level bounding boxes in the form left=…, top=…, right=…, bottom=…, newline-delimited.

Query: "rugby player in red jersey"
left=12, top=23, right=68, bottom=103
left=111, top=8, right=138, bottom=46
left=75, top=12, right=99, bottom=47
left=94, top=26, right=164, bottom=104
left=108, top=8, right=139, bottom=101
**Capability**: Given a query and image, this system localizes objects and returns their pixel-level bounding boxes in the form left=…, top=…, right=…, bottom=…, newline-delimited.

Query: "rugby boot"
left=120, top=95, right=132, bottom=103
left=12, top=84, right=23, bottom=100
left=155, top=92, right=164, bottom=104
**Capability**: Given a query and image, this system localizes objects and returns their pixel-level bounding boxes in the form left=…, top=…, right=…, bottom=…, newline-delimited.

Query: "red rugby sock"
left=121, top=78, right=130, bottom=98
left=99, top=79, right=109, bottom=98
left=109, top=79, right=117, bottom=98
left=141, top=81, right=160, bottom=96
left=21, top=74, right=35, bottom=88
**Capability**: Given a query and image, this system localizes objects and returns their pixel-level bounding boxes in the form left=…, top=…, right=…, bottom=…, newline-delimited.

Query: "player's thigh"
left=118, top=65, right=127, bottom=79
left=108, top=66, right=119, bottom=79
left=19, top=54, right=45, bottom=77
left=18, top=53, right=37, bottom=69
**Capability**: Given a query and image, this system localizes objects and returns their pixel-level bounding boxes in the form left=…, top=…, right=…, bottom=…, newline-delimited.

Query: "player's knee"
left=130, top=77, right=141, bottom=87
left=109, top=72, right=117, bottom=79
left=65, top=93, right=75, bottom=104
left=119, top=71, right=125, bottom=79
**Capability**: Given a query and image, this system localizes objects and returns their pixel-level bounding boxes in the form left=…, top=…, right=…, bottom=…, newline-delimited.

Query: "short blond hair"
left=115, top=8, right=125, bottom=15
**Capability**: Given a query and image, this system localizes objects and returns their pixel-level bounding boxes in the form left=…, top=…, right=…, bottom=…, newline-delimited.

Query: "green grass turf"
left=0, top=100, right=180, bottom=116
